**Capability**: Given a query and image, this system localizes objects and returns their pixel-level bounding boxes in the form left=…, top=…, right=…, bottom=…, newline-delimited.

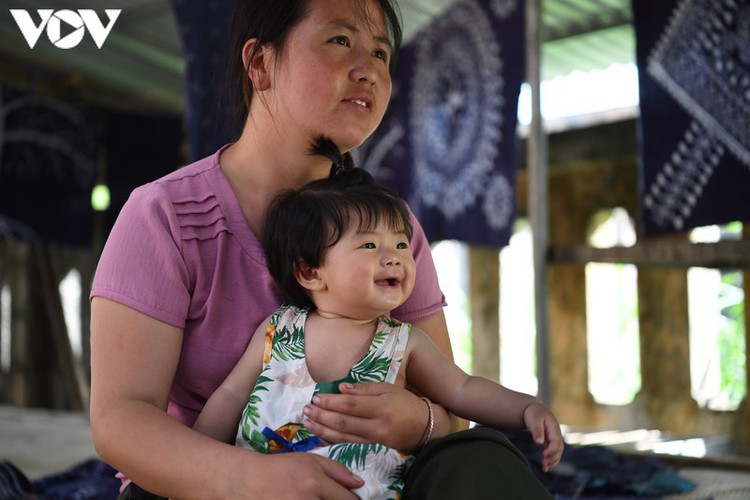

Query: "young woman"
left=193, top=146, right=563, bottom=499
left=90, top=1, right=555, bottom=498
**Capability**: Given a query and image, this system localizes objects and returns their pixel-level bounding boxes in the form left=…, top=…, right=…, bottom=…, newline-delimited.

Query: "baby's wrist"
left=522, top=400, right=544, bottom=420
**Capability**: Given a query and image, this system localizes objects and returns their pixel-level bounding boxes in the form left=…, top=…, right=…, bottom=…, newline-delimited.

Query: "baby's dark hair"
left=263, top=138, right=413, bottom=309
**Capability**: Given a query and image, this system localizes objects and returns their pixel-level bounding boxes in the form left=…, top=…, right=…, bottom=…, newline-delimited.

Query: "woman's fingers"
left=304, top=382, right=427, bottom=451
left=268, top=454, right=362, bottom=499
left=303, top=401, right=373, bottom=444
left=308, top=454, right=364, bottom=495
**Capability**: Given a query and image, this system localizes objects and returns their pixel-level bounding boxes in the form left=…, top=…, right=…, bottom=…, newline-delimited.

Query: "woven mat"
left=665, top=468, right=750, bottom=500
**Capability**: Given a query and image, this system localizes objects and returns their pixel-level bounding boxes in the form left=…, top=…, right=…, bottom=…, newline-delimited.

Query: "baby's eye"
left=361, top=242, right=376, bottom=249
left=396, top=242, right=408, bottom=250
left=330, top=35, right=350, bottom=46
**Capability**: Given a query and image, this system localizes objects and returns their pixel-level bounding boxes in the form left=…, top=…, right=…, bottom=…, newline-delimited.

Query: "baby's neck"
left=313, top=309, right=380, bottom=324
left=304, top=311, right=381, bottom=383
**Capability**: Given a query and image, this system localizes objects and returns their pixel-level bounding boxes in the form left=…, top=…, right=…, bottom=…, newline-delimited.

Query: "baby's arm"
left=405, top=327, right=564, bottom=472
left=193, top=316, right=270, bottom=443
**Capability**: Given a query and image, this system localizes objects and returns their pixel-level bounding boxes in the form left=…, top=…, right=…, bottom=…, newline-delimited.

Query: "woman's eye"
left=330, top=36, right=349, bottom=46
left=373, top=48, right=389, bottom=61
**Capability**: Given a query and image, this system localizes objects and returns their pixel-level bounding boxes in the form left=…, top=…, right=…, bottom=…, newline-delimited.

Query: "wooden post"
left=3, top=242, right=43, bottom=407
left=635, top=235, right=699, bottom=433
left=33, top=244, right=87, bottom=411
left=469, top=247, right=500, bottom=382
left=525, top=0, right=551, bottom=405
left=732, top=224, right=750, bottom=453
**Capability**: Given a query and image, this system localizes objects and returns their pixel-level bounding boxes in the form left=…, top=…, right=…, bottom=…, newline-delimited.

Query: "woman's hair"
left=262, top=139, right=412, bottom=309
left=228, top=0, right=403, bottom=127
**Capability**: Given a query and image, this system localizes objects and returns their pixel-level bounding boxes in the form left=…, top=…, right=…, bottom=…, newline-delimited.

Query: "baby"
left=194, top=139, right=563, bottom=499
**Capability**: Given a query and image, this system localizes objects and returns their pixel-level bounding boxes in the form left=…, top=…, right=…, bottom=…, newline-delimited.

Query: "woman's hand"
left=523, top=402, right=564, bottom=473
left=301, top=382, right=430, bottom=453
left=223, top=451, right=363, bottom=500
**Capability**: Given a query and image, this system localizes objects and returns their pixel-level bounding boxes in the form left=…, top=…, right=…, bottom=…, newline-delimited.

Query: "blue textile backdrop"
left=170, top=0, right=237, bottom=162
left=632, top=0, right=750, bottom=236
left=354, top=0, right=525, bottom=248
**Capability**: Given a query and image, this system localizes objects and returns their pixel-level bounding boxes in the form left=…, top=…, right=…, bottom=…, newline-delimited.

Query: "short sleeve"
left=391, top=212, right=447, bottom=324
left=90, top=183, right=191, bottom=329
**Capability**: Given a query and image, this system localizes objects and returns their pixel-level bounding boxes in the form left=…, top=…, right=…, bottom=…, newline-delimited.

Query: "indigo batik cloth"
left=354, top=0, right=525, bottom=248
left=169, top=0, right=237, bottom=162
left=633, top=0, right=750, bottom=235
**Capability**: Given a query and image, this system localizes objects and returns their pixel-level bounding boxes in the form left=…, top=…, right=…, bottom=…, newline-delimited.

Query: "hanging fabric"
left=355, top=0, right=525, bottom=248
left=633, top=0, right=750, bottom=235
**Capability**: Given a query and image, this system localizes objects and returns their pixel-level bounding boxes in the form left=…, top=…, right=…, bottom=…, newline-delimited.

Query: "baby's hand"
left=523, top=402, right=564, bottom=473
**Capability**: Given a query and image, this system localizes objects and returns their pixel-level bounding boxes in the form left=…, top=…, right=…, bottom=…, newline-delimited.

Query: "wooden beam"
left=549, top=239, right=750, bottom=268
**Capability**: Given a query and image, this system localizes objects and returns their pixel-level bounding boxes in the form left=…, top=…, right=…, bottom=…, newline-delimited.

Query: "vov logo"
left=10, top=9, right=121, bottom=49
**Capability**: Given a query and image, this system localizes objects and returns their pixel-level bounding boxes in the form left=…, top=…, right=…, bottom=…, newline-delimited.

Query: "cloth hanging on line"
left=169, top=0, right=237, bottom=162
left=0, top=86, right=96, bottom=246
left=632, top=0, right=750, bottom=236
left=354, top=0, right=525, bottom=248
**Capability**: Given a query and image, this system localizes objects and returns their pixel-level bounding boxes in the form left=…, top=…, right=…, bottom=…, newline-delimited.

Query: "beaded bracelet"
left=417, top=396, right=434, bottom=450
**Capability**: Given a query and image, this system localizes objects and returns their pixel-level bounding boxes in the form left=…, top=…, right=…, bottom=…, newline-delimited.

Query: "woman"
left=90, top=1, right=553, bottom=498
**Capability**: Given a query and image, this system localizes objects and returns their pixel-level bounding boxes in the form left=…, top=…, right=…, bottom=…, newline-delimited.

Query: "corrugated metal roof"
left=0, top=0, right=635, bottom=112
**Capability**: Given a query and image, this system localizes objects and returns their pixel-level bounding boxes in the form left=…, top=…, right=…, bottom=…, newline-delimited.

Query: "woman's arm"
left=90, top=298, right=362, bottom=498
left=193, top=318, right=268, bottom=443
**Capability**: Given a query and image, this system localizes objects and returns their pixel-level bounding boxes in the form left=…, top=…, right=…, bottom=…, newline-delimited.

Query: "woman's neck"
left=219, top=122, right=332, bottom=236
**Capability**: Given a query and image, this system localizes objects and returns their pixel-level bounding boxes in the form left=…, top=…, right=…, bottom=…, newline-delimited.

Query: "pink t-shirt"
left=90, top=145, right=446, bottom=428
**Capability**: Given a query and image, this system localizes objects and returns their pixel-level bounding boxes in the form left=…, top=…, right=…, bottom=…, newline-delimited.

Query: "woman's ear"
left=241, top=38, right=271, bottom=91
left=293, top=260, right=326, bottom=291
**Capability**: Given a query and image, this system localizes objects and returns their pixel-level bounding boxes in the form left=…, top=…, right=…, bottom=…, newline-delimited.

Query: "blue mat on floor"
left=503, top=430, right=697, bottom=499
left=0, top=458, right=120, bottom=499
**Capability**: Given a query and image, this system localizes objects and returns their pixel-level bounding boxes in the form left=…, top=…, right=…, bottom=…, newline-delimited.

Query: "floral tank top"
left=236, top=305, right=412, bottom=500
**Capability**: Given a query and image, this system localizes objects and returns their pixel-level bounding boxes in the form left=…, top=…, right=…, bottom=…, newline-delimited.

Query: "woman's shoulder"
left=132, top=146, right=226, bottom=204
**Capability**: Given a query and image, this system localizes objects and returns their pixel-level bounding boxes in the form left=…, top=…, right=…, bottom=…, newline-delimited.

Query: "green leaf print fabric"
left=235, top=305, right=412, bottom=500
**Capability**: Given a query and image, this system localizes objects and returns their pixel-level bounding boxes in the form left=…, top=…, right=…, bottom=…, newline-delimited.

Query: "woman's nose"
left=349, top=51, right=378, bottom=85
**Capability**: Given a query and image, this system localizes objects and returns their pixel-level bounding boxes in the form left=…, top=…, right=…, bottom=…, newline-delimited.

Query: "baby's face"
left=316, top=219, right=416, bottom=319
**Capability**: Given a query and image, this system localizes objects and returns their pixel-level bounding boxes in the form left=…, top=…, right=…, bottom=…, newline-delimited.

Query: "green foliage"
left=718, top=270, right=746, bottom=406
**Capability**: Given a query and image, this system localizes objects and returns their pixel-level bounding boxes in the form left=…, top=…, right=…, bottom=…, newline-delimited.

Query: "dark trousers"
left=117, top=483, right=165, bottom=500
left=404, top=427, right=553, bottom=499
left=119, top=428, right=552, bottom=499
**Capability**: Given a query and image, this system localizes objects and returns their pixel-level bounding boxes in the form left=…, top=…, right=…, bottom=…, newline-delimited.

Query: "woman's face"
left=265, top=0, right=393, bottom=153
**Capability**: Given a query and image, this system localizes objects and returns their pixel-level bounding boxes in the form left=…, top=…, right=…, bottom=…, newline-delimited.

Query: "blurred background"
left=0, top=0, right=748, bottom=490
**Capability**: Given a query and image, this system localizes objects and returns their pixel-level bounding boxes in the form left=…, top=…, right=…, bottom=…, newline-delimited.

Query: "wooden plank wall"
left=0, top=242, right=92, bottom=411
left=471, top=118, right=749, bottom=451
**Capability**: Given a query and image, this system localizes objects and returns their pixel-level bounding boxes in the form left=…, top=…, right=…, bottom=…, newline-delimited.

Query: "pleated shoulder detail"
left=173, top=195, right=231, bottom=242
left=153, top=144, right=265, bottom=261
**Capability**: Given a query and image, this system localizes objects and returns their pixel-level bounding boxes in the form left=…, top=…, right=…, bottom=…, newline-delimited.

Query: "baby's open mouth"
left=377, top=278, right=399, bottom=286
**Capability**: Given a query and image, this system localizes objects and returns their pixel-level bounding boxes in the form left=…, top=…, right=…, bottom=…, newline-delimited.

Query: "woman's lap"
left=118, top=427, right=552, bottom=499
left=403, top=427, right=553, bottom=499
